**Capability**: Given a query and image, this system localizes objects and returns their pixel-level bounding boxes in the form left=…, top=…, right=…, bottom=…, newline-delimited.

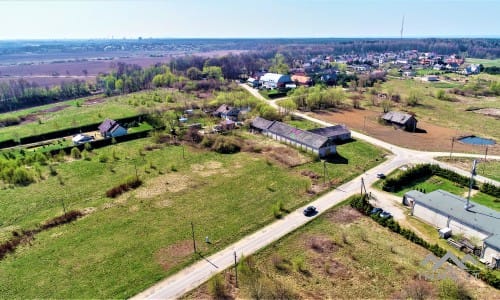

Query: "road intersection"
left=133, top=85, right=498, bottom=299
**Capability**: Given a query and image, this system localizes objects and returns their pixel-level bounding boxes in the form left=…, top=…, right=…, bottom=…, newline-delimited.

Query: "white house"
left=259, top=73, right=292, bottom=89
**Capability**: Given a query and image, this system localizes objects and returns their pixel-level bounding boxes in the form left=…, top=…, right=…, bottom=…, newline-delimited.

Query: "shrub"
left=41, top=210, right=83, bottom=230
left=211, top=136, right=241, bottom=154
left=70, top=147, right=81, bottom=159
left=200, top=136, right=214, bottom=148
left=12, top=167, right=35, bottom=186
left=183, top=127, right=202, bottom=144
left=480, top=182, right=500, bottom=198
left=208, top=273, right=227, bottom=298
left=105, top=176, right=142, bottom=198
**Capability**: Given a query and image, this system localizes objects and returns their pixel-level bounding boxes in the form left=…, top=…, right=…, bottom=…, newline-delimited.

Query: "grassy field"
left=466, top=58, right=500, bottom=68
left=435, top=157, right=500, bottom=182
left=0, top=89, right=199, bottom=142
left=0, top=132, right=386, bottom=298
left=377, top=78, right=500, bottom=141
left=186, top=202, right=498, bottom=299
left=379, top=174, right=499, bottom=211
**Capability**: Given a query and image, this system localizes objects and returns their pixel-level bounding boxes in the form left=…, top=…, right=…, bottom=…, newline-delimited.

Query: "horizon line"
left=1, top=35, right=500, bottom=41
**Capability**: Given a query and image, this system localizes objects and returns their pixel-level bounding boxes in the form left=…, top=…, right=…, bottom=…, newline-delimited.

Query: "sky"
left=0, top=0, right=499, bottom=39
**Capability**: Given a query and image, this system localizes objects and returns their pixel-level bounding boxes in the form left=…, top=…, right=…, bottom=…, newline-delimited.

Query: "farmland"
left=0, top=127, right=386, bottom=298
left=308, top=76, right=500, bottom=154
left=185, top=202, right=498, bottom=299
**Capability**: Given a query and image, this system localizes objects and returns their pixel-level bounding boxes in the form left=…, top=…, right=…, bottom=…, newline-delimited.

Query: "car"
left=376, top=173, right=386, bottom=179
left=303, top=206, right=317, bottom=217
left=379, top=211, right=392, bottom=219
left=370, top=207, right=383, bottom=215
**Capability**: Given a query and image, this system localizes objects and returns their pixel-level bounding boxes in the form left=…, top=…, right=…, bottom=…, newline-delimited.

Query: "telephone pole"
left=191, top=221, right=197, bottom=253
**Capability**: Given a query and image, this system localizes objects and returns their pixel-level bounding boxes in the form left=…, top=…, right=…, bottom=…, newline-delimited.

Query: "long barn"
left=251, top=117, right=341, bottom=158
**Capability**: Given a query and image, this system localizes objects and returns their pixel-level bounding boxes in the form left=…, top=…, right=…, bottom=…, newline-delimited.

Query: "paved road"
left=133, top=85, right=499, bottom=299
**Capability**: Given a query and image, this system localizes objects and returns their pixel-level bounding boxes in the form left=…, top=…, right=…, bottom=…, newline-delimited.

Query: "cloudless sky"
left=0, top=0, right=499, bottom=39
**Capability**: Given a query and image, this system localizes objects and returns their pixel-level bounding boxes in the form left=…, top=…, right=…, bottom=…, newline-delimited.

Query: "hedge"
left=0, top=114, right=146, bottom=149
left=350, top=194, right=500, bottom=289
left=383, top=164, right=475, bottom=193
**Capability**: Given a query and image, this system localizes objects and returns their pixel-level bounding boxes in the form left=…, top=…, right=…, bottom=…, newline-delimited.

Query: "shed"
left=382, top=111, right=418, bottom=132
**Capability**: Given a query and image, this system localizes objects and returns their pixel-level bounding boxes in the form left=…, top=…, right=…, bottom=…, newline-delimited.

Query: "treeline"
left=0, top=79, right=91, bottom=113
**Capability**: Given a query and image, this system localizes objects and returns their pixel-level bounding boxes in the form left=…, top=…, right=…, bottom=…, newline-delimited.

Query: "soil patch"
left=306, top=235, right=340, bottom=254
left=309, top=109, right=500, bottom=155
left=326, top=206, right=363, bottom=224
left=83, top=97, right=107, bottom=106
left=135, top=173, right=191, bottom=199
left=473, top=108, right=500, bottom=119
left=19, top=104, right=70, bottom=125
left=190, top=161, right=226, bottom=177
left=155, top=240, right=193, bottom=271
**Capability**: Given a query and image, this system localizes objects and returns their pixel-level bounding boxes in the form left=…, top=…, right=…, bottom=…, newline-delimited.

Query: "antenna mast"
left=465, top=159, right=477, bottom=210
left=400, top=15, right=405, bottom=40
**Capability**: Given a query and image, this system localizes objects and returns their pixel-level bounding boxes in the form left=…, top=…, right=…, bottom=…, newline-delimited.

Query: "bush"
left=41, top=210, right=83, bottom=230
left=11, top=167, right=35, bottom=186
left=208, top=273, right=227, bottom=298
left=211, top=136, right=241, bottom=154
left=70, top=147, right=81, bottom=159
left=480, top=182, right=500, bottom=198
left=105, top=176, right=142, bottom=198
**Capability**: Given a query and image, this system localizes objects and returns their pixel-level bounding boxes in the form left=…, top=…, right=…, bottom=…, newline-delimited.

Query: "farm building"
left=98, top=119, right=127, bottom=138
left=259, top=73, right=292, bottom=89
left=403, top=189, right=500, bottom=269
left=246, top=77, right=259, bottom=88
left=382, top=111, right=417, bottom=132
left=308, top=125, right=351, bottom=142
left=291, top=74, right=312, bottom=86
left=212, top=104, right=240, bottom=121
left=251, top=117, right=337, bottom=158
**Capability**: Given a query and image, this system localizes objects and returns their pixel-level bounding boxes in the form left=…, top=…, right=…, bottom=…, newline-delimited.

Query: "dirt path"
left=309, top=109, right=500, bottom=155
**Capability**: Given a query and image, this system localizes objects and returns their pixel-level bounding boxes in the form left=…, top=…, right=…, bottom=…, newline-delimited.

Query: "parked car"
left=379, top=211, right=392, bottom=219
left=303, top=206, right=317, bottom=217
left=376, top=173, right=386, bottom=179
left=370, top=207, right=383, bottom=215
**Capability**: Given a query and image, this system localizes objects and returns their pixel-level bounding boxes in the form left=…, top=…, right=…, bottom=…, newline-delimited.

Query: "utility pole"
left=234, top=251, right=238, bottom=287
left=449, top=137, right=455, bottom=159
left=191, top=221, right=197, bottom=253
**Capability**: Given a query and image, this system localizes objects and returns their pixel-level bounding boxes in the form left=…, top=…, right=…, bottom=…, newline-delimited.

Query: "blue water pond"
left=458, top=135, right=496, bottom=146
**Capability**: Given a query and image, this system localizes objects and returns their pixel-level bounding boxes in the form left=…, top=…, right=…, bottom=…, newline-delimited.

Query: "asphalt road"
left=132, top=85, right=499, bottom=299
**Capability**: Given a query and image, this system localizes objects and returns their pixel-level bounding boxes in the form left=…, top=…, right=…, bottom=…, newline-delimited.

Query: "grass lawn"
left=382, top=174, right=499, bottom=211
left=284, top=117, right=321, bottom=130
left=435, top=156, right=500, bottom=182
left=185, top=202, right=498, bottom=299
left=466, top=58, right=500, bottom=68
left=0, top=133, right=386, bottom=298
left=0, top=89, right=198, bottom=142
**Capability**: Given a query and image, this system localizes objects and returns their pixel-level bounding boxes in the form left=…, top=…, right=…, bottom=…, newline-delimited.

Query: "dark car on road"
left=303, top=206, right=317, bottom=217
left=379, top=211, right=392, bottom=219
left=370, top=207, right=383, bottom=215
left=376, top=173, right=386, bottom=179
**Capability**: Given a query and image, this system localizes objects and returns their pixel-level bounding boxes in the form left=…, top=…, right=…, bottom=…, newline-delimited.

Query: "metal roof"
left=251, top=117, right=275, bottom=131
left=308, top=125, right=350, bottom=138
left=407, top=189, right=500, bottom=249
left=98, top=119, right=117, bottom=133
left=267, top=121, right=328, bottom=149
left=259, top=73, right=291, bottom=83
left=382, top=111, right=415, bottom=126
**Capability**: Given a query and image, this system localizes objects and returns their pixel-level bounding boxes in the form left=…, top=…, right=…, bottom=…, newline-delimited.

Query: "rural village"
left=0, top=10, right=499, bottom=300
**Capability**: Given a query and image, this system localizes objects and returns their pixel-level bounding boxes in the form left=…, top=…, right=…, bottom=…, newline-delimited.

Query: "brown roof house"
left=291, top=74, right=313, bottom=86
left=98, top=119, right=128, bottom=138
left=382, top=111, right=417, bottom=132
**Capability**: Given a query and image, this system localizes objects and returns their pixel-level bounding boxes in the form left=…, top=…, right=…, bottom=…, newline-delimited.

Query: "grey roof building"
left=403, top=189, right=500, bottom=268
left=250, top=117, right=336, bottom=158
left=308, top=125, right=351, bottom=142
left=382, top=111, right=418, bottom=132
